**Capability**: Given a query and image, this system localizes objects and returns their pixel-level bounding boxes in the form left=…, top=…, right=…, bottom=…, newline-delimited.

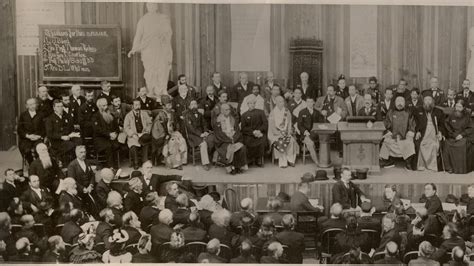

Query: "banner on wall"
left=349, top=6, right=377, bottom=77
left=16, top=0, right=65, bottom=55
left=230, top=4, right=271, bottom=72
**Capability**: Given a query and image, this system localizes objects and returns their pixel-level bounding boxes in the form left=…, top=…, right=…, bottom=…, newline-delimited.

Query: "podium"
left=338, top=121, right=385, bottom=172
left=311, top=123, right=337, bottom=168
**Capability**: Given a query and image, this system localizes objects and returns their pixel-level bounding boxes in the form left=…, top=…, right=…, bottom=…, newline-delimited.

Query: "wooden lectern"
left=338, top=121, right=385, bottom=172
left=311, top=123, right=337, bottom=168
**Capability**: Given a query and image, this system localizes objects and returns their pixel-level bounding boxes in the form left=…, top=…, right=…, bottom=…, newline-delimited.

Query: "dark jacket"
left=17, top=110, right=45, bottom=149
left=94, top=180, right=111, bottom=210
left=150, top=222, right=173, bottom=247
left=318, top=216, right=346, bottom=234
left=124, top=190, right=144, bottom=216
left=139, top=205, right=160, bottom=230
left=413, top=107, right=446, bottom=140
left=297, top=108, right=324, bottom=136
left=58, top=191, right=83, bottom=210
left=182, top=225, right=207, bottom=243
left=208, top=224, right=236, bottom=247
left=67, top=159, right=95, bottom=193
left=377, top=228, right=401, bottom=252
left=430, top=236, right=466, bottom=262
left=61, top=221, right=83, bottom=244
left=332, top=180, right=365, bottom=209
left=275, top=229, right=305, bottom=263
left=140, top=174, right=182, bottom=197
left=124, top=226, right=142, bottom=246
left=29, top=157, right=64, bottom=191
left=20, top=186, right=53, bottom=213
left=290, top=190, right=322, bottom=212
left=357, top=215, right=381, bottom=232
left=95, top=221, right=113, bottom=249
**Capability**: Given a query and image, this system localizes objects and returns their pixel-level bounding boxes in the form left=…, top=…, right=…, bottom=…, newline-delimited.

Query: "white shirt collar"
left=350, top=95, right=357, bottom=101
left=28, top=110, right=36, bottom=118
left=77, top=159, right=86, bottom=171
left=31, top=187, right=42, bottom=198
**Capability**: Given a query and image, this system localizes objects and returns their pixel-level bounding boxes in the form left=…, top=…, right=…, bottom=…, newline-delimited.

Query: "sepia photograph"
left=0, top=0, right=474, bottom=264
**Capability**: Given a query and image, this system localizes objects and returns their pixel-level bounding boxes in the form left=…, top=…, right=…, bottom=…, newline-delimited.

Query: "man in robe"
left=183, top=99, right=215, bottom=171
left=422, top=77, right=446, bottom=106
left=241, top=95, right=268, bottom=167
left=210, top=72, right=226, bottom=93
left=136, top=86, right=156, bottom=112
left=240, top=84, right=265, bottom=115
left=128, top=2, right=172, bottom=98
left=393, top=79, right=410, bottom=101
left=344, top=85, right=364, bottom=117
left=29, top=143, right=64, bottom=191
left=124, top=99, right=153, bottom=169
left=211, top=90, right=237, bottom=130
left=379, top=96, right=416, bottom=169
left=378, top=88, right=395, bottom=121
left=456, top=79, right=474, bottom=113
left=413, top=95, right=446, bottom=172
left=287, top=88, right=307, bottom=124
left=78, top=90, right=98, bottom=139
left=45, top=100, right=81, bottom=165
left=297, top=97, right=324, bottom=165
left=366, top=76, right=381, bottom=104
left=357, top=94, right=380, bottom=119
left=199, top=85, right=218, bottom=130
left=214, top=103, right=248, bottom=174
left=443, top=100, right=473, bottom=174
left=297, top=72, right=319, bottom=101
left=407, top=88, right=422, bottom=114
left=268, top=96, right=299, bottom=168
left=18, top=98, right=45, bottom=164
left=168, top=74, right=198, bottom=99
left=229, top=72, right=254, bottom=107
left=93, top=98, right=120, bottom=168
left=151, top=95, right=175, bottom=165
left=264, top=84, right=283, bottom=116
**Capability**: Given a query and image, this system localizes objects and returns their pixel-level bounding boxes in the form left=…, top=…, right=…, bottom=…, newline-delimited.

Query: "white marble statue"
left=128, top=3, right=173, bottom=98
left=467, top=27, right=474, bottom=92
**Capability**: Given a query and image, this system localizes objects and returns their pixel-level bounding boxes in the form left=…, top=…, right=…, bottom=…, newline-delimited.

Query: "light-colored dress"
left=102, top=251, right=132, bottom=264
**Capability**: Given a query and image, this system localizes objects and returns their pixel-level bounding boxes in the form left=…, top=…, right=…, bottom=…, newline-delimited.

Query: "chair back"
left=55, top=223, right=64, bottom=235
left=95, top=242, right=106, bottom=254
left=156, top=242, right=172, bottom=262
left=222, top=188, right=240, bottom=213
left=125, top=243, right=139, bottom=254
left=320, top=228, right=344, bottom=255
left=403, top=250, right=419, bottom=264
left=185, top=241, right=207, bottom=259
left=10, top=224, right=22, bottom=235
left=33, top=223, right=46, bottom=238
left=372, top=251, right=385, bottom=262
left=219, top=243, right=232, bottom=261
left=361, top=229, right=380, bottom=252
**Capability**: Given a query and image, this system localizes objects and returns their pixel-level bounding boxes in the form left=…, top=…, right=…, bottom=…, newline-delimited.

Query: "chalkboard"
left=39, top=24, right=122, bottom=81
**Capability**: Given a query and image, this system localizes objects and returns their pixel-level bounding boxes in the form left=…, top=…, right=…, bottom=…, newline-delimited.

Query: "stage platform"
left=2, top=148, right=472, bottom=213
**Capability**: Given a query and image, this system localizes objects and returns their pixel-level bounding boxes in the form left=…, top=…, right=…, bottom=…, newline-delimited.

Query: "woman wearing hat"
left=102, top=229, right=132, bottom=263
left=69, top=233, right=102, bottom=263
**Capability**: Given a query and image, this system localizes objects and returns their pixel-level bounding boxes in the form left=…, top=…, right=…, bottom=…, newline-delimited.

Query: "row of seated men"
left=0, top=154, right=474, bottom=263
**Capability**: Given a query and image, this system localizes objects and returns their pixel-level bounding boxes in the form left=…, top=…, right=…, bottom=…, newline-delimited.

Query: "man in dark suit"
left=109, top=95, right=131, bottom=128
left=182, top=212, right=207, bottom=243
left=421, top=77, right=446, bottom=106
left=20, top=175, right=53, bottom=214
left=36, top=86, right=54, bottom=119
left=378, top=88, right=395, bottom=120
left=357, top=94, right=380, bottom=120
left=199, top=85, right=218, bottom=131
left=41, top=235, right=67, bottom=263
left=97, top=80, right=114, bottom=105
left=423, top=183, right=444, bottom=216
left=61, top=209, right=85, bottom=244
left=29, top=143, right=65, bottom=192
left=18, top=98, right=45, bottom=164
left=197, top=238, right=227, bottom=263
left=168, top=74, right=198, bottom=99
left=67, top=145, right=95, bottom=197
left=431, top=223, right=466, bottom=263
left=123, top=178, right=144, bottom=216
left=172, top=193, right=191, bottom=226
left=407, top=88, right=423, bottom=113
left=172, top=84, right=195, bottom=136
left=139, top=161, right=184, bottom=197
left=229, top=198, right=258, bottom=233
left=122, top=211, right=143, bottom=246
left=393, top=79, right=411, bottom=101
left=150, top=209, right=174, bottom=248
left=93, top=98, right=120, bottom=168
left=58, top=177, right=83, bottom=210
left=136, top=86, right=156, bottom=112
left=45, top=100, right=81, bottom=165
left=317, top=203, right=346, bottom=234
left=377, top=213, right=401, bottom=252
left=456, top=79, right=474, bottom=112
left=210, top=72, right=227, bottom=93
left=70, top=85, right=85, bottom=122
left=61, top=94, right=79, bottom=129
left=95, top=168, right=114, bottom=210
left=297, top=97, right=325, bottom=165
left=290, top=182, right=323, bottom=212
left=229, top=72, right=255, bottom=107
left=275, top=214, right=305, bottom=263
left=78, top=90, right=98, bottom=139
left=373, top=241, right=403, bottom=264
left=230, top=240, right=258, bottom=263
left=357, top=202, right=381, bottom=232
left=2, top=169, right=28, bottom=207
left=297, top=71, right=319, bottom=101
left=139, top=192, right=161, bottom=231
left=95, top=208, right=114, bottom=249
left=332, top=167, right=369, bottom=209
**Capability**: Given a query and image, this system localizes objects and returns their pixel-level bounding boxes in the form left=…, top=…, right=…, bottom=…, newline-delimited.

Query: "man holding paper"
left=315, top=84, right=347, bottom=123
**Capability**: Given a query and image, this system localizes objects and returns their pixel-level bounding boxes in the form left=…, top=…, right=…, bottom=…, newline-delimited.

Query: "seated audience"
left=261, top=197, right=284, bottom=226
left=42, top=235, right=67, bottom=263
left=95, top=168, right=115, bottom=210
left=275, top=214, right=305, bottom=263
left=124, top=178, right=144, bottom=215
left=124, top=99, right=152, bottom=170
left=240, top=84, right=265, bottom=115
left=447, top=246, right=468, bottom=266
left=172, top=193, right=191, bottom=226
left=378, top=213, right=402, bottom=252
left=431, top=223, right=466, bottom=263
left=374, top=241, right=403, bottom=264
left=122, top=211, right=143, bottom=246
left=17, top=98, right=45, bottom=165
left=318, top=203, right=346, bottom=234
left=132, top=234, right=156, bottom=263
left=240, top=94, right=268, bottom=167
left=96, top=208, right=114, bottom=249
left=357, top=94, right=380, bottom=118
left=20, top=175, right=53, bottom=214
left=0, top=212, right=16, bottom=260
left=8, top=237, right=39, bottom=263
left=61, top=209, right=85, bottom=244
left=29, top=143, right=64, bottom=192
left=357, top=202, right=380, bottom=232
left=408, top=241, right=440, bottom=266
left=58, top=177, right=83, bottom=211
left=197, top=194, right=222, bottom=230
left=333, top=216, right=369, bottom=259
left=208, top=208, right=235, bottom=247
left=197, top=238, right=226, bottom=263
left=150, top=209, right=174, bottom=247
left=423, top=183, right=444, bottom=216
left=92, top=97, right=121, bottom=168
left=160, top=230, right=186, bottom=262
left=199, top=85, right=218, bottom=131
left=290, top=182, right=323, bottom=212
left=139, top=192, right=161, bottom=231
left=230, top=198, right=258, bottom=232
left=102, top=229, right=132, bottom=263
left=297, top=97, right=324, bottom=165
left=139, top=160, right=185, bottom=197
left=254, top=216, right=276, bottom=250
left=408, top=207, right=443, bottom=250
left=69, top=233, right=102, bottom=264
left=2, top=169, right=27, bottom=210
left=268, top=96, right=299, bottom=168
left=182, top=212, right=207, bottom=243
left=14, top=214, right=40, bottom=247
left=107, top=191, right=124, bottom=227
left=345, top=84, right=365, bottom=117
left=260, top=241, right=284, bottom=264
left=230, top=239, right=257, bottom=263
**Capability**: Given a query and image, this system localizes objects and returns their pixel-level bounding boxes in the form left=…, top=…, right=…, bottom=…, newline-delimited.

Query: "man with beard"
left=210, top=72, right=226, bottom=93
left=413, top=95, right=446, bottom=172
left=240, top=84, right=265, bottom=115
left=379, top=96, right=416, bottom=169
left=151, top=95, right=175, bottom=165
left=96, top=208, right=115, bottom=249
left=422, top=76, right=446, bottom=106
left=173, top=84, right=194, bottom=136
left=2, top=169, right=28, bottom=210
left=136, top=86, right=156, bottom=112
left=61, top=208, right=85, bottom=244
left=407, top=88, right=422, bottom=113
left=45, top=100, right=81, bottom=165
left=443, top=100, right=473, bottom=174
left=58, top=178, right=83, bottom=211
left=78, top=90, right=98, bottom=139
left=60, top=94, right=78, bottom=128
left=264, top=84, right=284, bottom=116
left=241, top=95, right=268, bottom=167
left=20, top=175, right=53, bottom=214
left=29, top=143, right=64, bottom=192
left=67, top=146, right=97, bottom=215
left=36, top=86, right=53, bottom=119
left=366, top=76, right=381, bottom=104
left=214, top=103, right=248, bottom=174
left=18, top=98, right=45, bottom=164
left=183, top=100, right=215, bottom=171
left=457, top=79, right=474, bottom=113
left=168, top=74, right=198, bottom=98
left=393, top=79, right=410, bottom=101
left=124, top=99, right=152, bottom=170
left=93, top=98, right=120, bottom=168
left=297, top=97, right=324, bottom=165
left=109, top=95, right=131, bottom=129
left=95, top=168, right=115, bottom=210
left=378, top=88, right=395, bottom=120
left=211, top=90, right=237, bottom=130
left=199, top=85, right=218, bottom=131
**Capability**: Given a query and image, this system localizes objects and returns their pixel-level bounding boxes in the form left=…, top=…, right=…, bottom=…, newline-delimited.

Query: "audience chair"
left=403, top=250, right=419, bottom=264
left=341, top=251, right=371, bottom=263
left=55, top=224, right=64, bottom=235
left=301, top=141, right=318, bottom=165
left=372, top=251, right=385, bottom=262
left=191, top=146, right=201, bottom=166
left=222, top=188, right=240, bottom=213
left=156, top=242, right=172, bottom=262
left=94, top=242, right=106, bottom=254
left=10, top=224, right=22, bottom=235
left=185, top=241, right=207, bottom=258
left=320, top=228, right=345, bottom=261
left=83, top=137, right=96, bottom=160
left=95, top=150, right=108, bottom=168
left=219, top=243, right=232, bottom=262
left=361, top=229, right=380, bottom=252
left=33, top=223, right=46, bottom=238
left=125, top=243, right=139, bottom=254
left=295, top=211, right=320, bottom=251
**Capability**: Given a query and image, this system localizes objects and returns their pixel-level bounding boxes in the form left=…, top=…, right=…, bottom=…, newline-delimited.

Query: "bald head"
left=385, top=241, right=398, bottom=257
left=207, top=238, right=220, bottom=254
left=100, top=168, right=114, bottom=184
